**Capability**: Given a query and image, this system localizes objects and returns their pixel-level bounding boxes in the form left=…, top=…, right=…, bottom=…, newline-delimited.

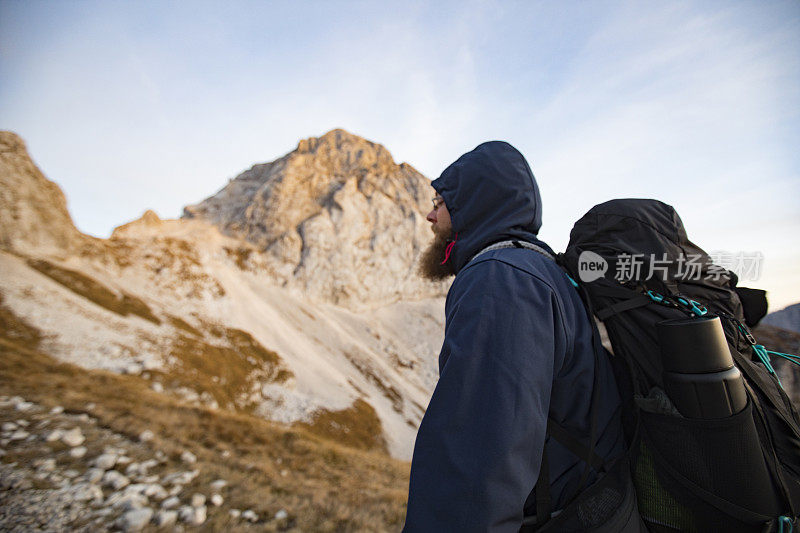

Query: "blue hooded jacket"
left=404, top=142, right=625, bottom=531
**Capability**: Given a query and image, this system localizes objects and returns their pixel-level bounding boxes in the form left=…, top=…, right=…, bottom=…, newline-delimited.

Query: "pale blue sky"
left=1, top=0, right=799, bottom=308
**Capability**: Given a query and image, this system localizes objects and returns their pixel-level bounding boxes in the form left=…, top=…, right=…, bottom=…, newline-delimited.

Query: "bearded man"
left=405, top=142, right=643, bottom=532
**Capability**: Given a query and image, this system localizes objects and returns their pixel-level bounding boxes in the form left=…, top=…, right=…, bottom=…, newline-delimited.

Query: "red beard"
left=418, top=231, right=456, bottom=281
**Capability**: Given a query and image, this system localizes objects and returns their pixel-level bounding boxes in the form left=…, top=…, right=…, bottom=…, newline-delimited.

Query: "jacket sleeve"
left=404, top=259, right=568, bottom=532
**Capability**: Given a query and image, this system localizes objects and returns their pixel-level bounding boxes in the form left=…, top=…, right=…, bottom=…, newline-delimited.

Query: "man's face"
left=426, top=194, right=452, bottom=237
left=418, top=192, right=456, bottom=281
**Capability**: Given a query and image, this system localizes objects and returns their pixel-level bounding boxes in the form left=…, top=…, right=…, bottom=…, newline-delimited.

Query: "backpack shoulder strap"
left=547, top=417, right=609, bottom=472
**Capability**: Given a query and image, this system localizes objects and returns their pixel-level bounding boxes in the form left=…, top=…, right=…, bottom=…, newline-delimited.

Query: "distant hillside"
left=762, top=303, right=800, bottom=334
left=753, top=323, right=800, bottom=406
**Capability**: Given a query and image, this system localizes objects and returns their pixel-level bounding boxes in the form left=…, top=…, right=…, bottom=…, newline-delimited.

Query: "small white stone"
left=178, top=505, right=206, bottom=525
left=210, top=493, right=223, bottom=506
left=162, top=470, right=198, bottom=486
left=2, top=422, right=18, bottom=432
left=190, top=493, right=206, bottom=507
left=124, top=483, right=150, bottom=496
left=123, top=363, right=143, bottom=375
left=180, top=450, right=197, bottom=464
left=35, top=458, right=56, bottom=472
left=116, top=455, right=133, bottom=466
left=138, top=429, right=154, bottom=442
left=84, top=468, right=105, bottom=484
left=210, top=478, right=227, bottom=491
left=61, top=427, right=85, bottom=447
left=161, top=496, right=180, bottom=509
left=111, top=493, right=148, bottom=511
left=15, top=400, right=34, bottom=411
left=102, top=470, right=131, bottom=490
left=141, top=459, right=158, bottom=469
left=63, top=469, right=79, bottom=479
left=242, top=509, right=258, bottom=522
left=15, top=419, right=29, bottom=427
left=179, top=505, right=206, bottom=525
left=154, top=509, right=178, bottom=527
left=229, top=509, right=241, bottom=519
left=151, top=382, right=164, bottom=393
left=70, top=482, right=104, bottom=503
left=85, top=402, right=96, bottom=410
left=9, top=430, right=29, bottom=441
left=50, top=406, right=64, bottom=415
left=193, top=505, right=207, bottom=525
left=275, top=509, right=288, bottom=521
left=93, top=453, right=118, bottom=470
left=144, top=483, right=168, bottom=500
left=45, top=429, right=64, bottom=442
left=117, top=508, right=153, bottom=532
left=70, top=446, right=87, bottom=458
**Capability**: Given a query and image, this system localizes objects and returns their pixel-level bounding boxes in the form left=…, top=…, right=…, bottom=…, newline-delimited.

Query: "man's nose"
left=426, top=209, right=437, bottom=223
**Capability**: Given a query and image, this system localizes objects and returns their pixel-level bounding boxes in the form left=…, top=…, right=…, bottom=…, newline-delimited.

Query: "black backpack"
left=558, top=199, right=800, bottom=532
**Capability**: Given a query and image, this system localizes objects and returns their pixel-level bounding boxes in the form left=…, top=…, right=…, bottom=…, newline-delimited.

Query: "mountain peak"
left=183, top=129, right=442, bottom=306
left=295, top=129, right=395, bottom=167
left=0, top=131, right=27, bottom=155
left=0, top=131, right=86, bottom=254
left=110, top=209, right=163, bottom=238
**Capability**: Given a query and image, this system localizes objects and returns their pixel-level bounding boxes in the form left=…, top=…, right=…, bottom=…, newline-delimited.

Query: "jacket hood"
left=432, top=141, right=550, bottom=272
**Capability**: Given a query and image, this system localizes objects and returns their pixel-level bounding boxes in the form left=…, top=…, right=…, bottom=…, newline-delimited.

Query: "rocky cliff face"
left=183, top=129, right=445, bottom=307
left=0, top=132, right=87, bottom=254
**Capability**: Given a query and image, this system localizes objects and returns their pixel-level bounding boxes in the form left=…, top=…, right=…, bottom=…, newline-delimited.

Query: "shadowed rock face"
left=183, top=129, right=446, bottom=307
left=0, top=131, right=87, bottom=254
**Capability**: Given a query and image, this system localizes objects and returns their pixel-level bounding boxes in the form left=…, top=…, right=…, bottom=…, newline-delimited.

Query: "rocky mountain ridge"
left=183, top=129, right=445, bottom=308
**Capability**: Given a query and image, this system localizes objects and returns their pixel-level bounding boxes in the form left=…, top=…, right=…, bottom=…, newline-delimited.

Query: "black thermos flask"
left=657, top=316, right=748, bottom=419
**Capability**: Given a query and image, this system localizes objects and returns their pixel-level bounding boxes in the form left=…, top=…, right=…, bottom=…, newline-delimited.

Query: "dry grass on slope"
left=156, top=328, right=294, bottom=414
left=26, top=258, right=161, bottom=324
left=297, top=399, right=388, bottom=454
left=0, top=297, right=411, bottom=532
